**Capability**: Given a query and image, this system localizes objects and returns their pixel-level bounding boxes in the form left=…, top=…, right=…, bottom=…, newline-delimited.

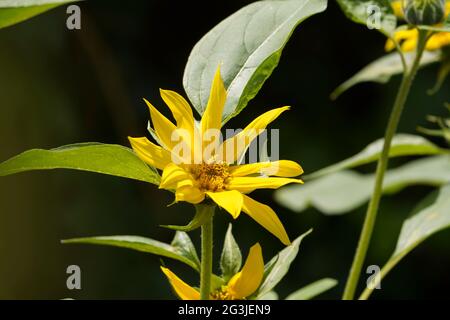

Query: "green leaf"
left=257, top=291, right=279, bottom=300
left=220, top=224, right=242, bottom=281
left=255, top=229, right=312, bottom=298
left=275, top=155, right=450, bottom=214
left=171, top=231, right=201, bottom=271
left=306, top=134, right=446, bottom=180
left=62, top=235, right=200, bottom=271
left=161, top=204, right=214, bottom=232
left=183, top=0, right=327, bottom=122
left=0, top=0, right=78, bottom=29
left=331, top=51, right=441, bottom=99
left=335, top=0, right=396, bottom=36
left=394, top=183, right=450, bottom=256
left=285, top=278, right=338, bottom=300
left=0, top=143, right=160, bottom=185
left=361, top=184, right=450, bottom=298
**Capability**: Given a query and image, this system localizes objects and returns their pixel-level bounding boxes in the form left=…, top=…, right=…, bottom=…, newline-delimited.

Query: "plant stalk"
left=200, top=206, right=214, bottom=300
left=342, top=30, right=429, bottom=300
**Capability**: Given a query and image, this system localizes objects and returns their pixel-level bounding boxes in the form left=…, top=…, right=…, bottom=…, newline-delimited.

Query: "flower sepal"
left=161, top=203, right=215, bottom=232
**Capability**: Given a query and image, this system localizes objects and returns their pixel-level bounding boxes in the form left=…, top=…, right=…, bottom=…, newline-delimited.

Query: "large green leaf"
left=275, top=155, right=450, bottom=214
left=331, top=51, right=441, bottom=99
left=306, top=134, right=446, bottom=180
left=0, top=0, right=77, bottom=29
left=360, top=184, right=450, bottom=299
left=0, top=143, right=160, bottom=185
left=183, top=0, right=327, bottom=122
left=285, top=278, right=338, bottom=300
left=220, top=224, right=242, bottom=281
left=335, top=0, right=396, bottom=36
left=255, top=229, right=312, bottom=298
left=62, top=235, right=200, bottom=271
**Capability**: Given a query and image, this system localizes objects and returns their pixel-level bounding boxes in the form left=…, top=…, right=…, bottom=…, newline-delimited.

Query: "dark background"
left=0, top=0, right=448, bottom=299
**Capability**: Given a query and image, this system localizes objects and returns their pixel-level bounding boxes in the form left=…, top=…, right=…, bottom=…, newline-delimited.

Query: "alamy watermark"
left=366, top=265, right=381, bottom=290
left=66, top=265, right=81, bottom=290
left=66, top=5, right=81, bottom=30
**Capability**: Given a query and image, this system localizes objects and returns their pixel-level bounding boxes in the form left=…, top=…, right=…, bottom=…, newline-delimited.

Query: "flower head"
left=386, top=0, right=450, bottom=51
left=161, top=243, right=264, bottom=300
left=129, top=66, right=304, bottom=245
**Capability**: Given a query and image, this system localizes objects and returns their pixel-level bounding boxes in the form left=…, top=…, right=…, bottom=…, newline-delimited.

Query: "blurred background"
left=0, top=0, right=449, bottom=299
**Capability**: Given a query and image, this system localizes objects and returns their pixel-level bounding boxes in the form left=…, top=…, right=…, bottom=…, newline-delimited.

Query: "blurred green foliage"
left=0, top=0, right=449, bottom=299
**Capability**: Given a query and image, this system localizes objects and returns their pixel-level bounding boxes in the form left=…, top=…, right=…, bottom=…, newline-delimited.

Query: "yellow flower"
left=386, top=0, right=450, bottom=51
left=161, top=243, right=264, bottom=300
left=129, top=67, right=303, bottom=245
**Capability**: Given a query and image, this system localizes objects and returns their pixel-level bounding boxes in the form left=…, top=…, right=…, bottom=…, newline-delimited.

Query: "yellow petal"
left=219, top=106, right=290, bottom=163
left=144, top=98, right=178, bottom=151
left=175, top=185, right=205, bottom=204
left=401, top=37, right=417, bottom=52
left=161, top=267, right=200, bottom=300
left=385, top=38, right=396, bottom=52
left=426, top=32, right=450, bottom=51
left=206, top=190, right=243, bottom=219
left=242, top=195, right=290, bottom=245
left=201, top=65, right=227, bottom=135
left=229, top=160, right=303, bottom=178
left=391, top=0, right=403, bottom=18
left=159, top=163, right=193, bottom=190
left=227, top=176, right=303, bottom=193
left=160, top=89, right=200, bottom=163
left=160, top=89, right=195, bottom=134
left=128, top=136, right=171, bottom=170
left=227, top=243, right=264, bottom=299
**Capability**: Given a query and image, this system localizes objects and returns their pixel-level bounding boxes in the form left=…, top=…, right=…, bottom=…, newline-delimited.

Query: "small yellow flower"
left=386, top=0, right=450, bottom=51
left=129, top=66, right=304, bottom=245
left=161, top=243, right=264, bottom=300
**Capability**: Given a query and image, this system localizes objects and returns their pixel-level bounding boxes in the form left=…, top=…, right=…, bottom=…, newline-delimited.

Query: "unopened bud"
left=403, top=0, right=446, bottom=25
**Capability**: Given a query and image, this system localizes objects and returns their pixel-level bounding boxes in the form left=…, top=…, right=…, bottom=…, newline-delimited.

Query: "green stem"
left=200, top=206, right=214, bottom=300
left=342, top=30, right=429, bottom=300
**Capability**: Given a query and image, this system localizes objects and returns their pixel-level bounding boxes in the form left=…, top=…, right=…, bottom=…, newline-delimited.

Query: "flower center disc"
left=210, top=286, right=236, bottom=300
left=190, top=163, right=230, bottom=192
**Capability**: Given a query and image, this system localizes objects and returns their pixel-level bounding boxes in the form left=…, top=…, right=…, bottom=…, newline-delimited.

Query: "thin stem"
left=389, top=35, right=408, bottom=72
left=342, top=30, right=429, bottom=300
left=200, top=206, right=214, bottom=300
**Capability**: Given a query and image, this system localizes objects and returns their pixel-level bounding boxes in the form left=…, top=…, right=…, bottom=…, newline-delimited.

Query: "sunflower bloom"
left=161, top=243, right=264, bottom=300
left=386, top=0, right=450, bottom=51
left=129, top=67, right=303, bottom=245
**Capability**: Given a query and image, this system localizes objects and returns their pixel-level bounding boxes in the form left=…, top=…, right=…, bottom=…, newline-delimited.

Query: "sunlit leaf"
left=306, top=134, right=446, bottom=180
left=361, top=184, right=450, bottom=298
left=257, top=291, right=279, bottom=300
left=285, top=278, right=338, bottom=300
left=0, top=143, right=160, bottom=185
left=275, top=155, right=450, bottom=214
left=0, top=0, right=78, bottom=29
left=335, top=0, right=396, bottom=36
left=62, top=235, right=199, bottom=271
left=331, top=51, right=441, bottom=99
left=183, top=0, right=327, bottom=122
left=255, top=229, right=312, bottom=298
left=394, top=183, right=450, bottom=256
